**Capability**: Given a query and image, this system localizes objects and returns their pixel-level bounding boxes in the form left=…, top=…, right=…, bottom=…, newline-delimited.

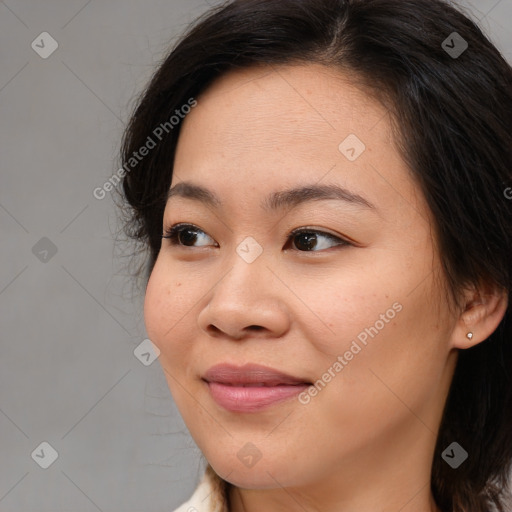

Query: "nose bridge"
left=216, top=236, right=270, bottom=304
left=235, top=235, right=265, bottom=266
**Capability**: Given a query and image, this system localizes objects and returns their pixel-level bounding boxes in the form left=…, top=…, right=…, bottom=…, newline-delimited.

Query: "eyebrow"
left=166, top=181, right=376, bottom=212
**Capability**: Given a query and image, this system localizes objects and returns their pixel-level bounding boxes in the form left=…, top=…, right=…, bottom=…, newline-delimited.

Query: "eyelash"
left=161, top=223, right=351, bottom=252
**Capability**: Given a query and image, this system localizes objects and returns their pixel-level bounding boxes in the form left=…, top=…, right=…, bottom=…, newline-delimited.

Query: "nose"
left=196, top=257, right=291, bottom=341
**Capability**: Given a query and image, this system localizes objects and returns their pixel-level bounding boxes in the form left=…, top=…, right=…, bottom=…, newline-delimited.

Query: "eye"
left=162, top=224, right=350, bottom=252
left=285, top=228, right=350, bottom=252
left=162, top=223, right=217, bottom=248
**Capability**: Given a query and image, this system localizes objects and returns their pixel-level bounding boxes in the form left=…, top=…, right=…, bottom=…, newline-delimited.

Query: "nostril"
left=207, top=325, right=222, bottom=336
left=205, top=324, right=265, bottom=339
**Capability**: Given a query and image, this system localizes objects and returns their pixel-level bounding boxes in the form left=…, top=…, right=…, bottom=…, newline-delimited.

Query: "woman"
left=118, top=0, right=512, bottom=510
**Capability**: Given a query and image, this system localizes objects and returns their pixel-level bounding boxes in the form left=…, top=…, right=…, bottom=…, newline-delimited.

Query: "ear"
left=450, top=281, right=508, bottom=350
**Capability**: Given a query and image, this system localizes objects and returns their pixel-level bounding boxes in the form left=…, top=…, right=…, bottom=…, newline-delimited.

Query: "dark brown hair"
left=118, top=1, right=512, bottom=510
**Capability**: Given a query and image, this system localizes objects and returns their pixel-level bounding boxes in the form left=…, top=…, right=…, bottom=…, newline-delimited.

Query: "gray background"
left=0, top=1, right=511, bottom=511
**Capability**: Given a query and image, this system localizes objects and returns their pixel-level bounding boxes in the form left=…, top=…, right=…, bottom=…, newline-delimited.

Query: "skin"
left=144, top=63, right=508, bottom=512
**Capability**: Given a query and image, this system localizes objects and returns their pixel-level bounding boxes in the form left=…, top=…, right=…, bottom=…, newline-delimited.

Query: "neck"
left=228, top=484, right=442, bottom=512
left=224, top=427, right=441, bottom=512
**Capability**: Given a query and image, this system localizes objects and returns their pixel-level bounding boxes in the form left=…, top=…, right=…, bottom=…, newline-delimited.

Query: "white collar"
left=172, top=469, right=228, bottom=512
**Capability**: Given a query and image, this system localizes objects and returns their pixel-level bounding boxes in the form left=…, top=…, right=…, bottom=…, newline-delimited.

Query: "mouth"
left=202, top=363, right=312, bottom=412
left=211, top=382, right=301, bottom=387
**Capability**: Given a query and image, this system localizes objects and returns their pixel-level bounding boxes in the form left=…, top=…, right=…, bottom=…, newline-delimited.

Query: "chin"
left=219, top=468, right=282, bottom=490
left=209, top=455, right=305, bottom=490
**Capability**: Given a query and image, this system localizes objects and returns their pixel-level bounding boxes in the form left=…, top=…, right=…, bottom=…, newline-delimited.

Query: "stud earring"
left=466, top=332, right=473, bottom=340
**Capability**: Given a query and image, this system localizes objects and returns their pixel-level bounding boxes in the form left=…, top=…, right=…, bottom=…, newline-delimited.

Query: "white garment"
left=172, top=470, right=227, bottom=512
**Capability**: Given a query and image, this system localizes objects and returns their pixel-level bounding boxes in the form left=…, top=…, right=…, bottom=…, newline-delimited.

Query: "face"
left=144, top=63, right=459, bottom=494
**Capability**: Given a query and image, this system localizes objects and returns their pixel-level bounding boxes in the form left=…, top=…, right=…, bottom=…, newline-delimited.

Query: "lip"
left=202, top=363, right=311, bottom=413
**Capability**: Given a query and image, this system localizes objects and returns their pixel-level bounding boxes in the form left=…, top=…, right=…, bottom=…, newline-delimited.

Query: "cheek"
left=143, top=263, right=185, bottom=355
left=143, top=257, right=212, bottom=383
left=312, top=252, right=448, bottom=394
left=143, top=267, right=166, bottom=349
left=144, top=265, right=197, bottom=406
left=304, top=265, right=399, bottom=358
left=338, top=291, right=447, bottom=412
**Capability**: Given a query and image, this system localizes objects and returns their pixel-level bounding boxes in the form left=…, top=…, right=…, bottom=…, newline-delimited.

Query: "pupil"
left=180, top=229, right=197, bottom=245
left=296, top=233, right=317, bottom=251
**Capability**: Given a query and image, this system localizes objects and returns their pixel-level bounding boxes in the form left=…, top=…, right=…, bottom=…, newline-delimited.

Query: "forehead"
left=170, top=62, right=426, bottom=222
left=178, top=63, right=390, bottom=156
